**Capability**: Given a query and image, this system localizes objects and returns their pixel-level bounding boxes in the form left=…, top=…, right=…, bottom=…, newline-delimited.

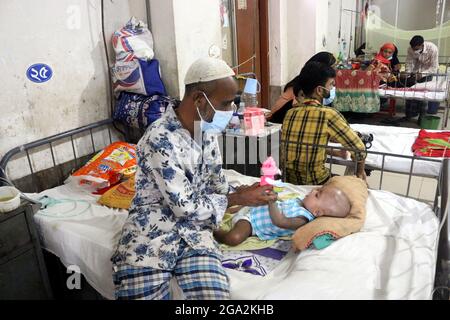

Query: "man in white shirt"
left=403, top=35, right=440, bottom=122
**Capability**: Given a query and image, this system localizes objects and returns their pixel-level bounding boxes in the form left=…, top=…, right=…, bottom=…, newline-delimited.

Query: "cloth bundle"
left=292, top=176, right=369, bottom=251
left=412, top=129, right=450, bottom=157
left=111, top=17, right=170, bottom=130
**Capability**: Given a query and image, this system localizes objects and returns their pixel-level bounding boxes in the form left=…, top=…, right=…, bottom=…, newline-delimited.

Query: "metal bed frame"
left=378, top=71, right=450, bottom=128
left=0, top=119, right=448, bottom=299
left=0, top=119, right=120, bottom=192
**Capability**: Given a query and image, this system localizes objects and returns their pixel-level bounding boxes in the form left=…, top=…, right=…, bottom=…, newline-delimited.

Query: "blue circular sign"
left=26, top=63, right=53, bottom=83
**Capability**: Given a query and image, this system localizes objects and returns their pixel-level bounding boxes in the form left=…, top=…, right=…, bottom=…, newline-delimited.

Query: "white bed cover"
left=338, top=124, right=443, bottom=177
left=379, top=89, right=447, bottom=101
left=31, top=170, right=439, bottom=300
left=379, top=76, right=449, bottom=101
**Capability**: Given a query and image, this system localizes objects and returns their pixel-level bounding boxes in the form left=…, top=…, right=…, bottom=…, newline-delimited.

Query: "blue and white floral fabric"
left=112, top=104, right=230, bottom=270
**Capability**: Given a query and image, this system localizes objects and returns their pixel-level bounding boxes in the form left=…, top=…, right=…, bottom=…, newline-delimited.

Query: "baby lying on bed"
left=214, top=184, right=351, bottom=246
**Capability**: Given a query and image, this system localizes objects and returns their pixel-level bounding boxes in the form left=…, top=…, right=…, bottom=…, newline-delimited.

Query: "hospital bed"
left=327, top=124, right=445, bottom=195
left=0, top=119, right=449, bottom=300
left=378, top=72, right=450, bottom=129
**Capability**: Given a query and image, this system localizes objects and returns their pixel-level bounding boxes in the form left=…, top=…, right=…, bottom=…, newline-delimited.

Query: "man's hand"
left=328, top=148, right=349, bottom=159
left=228, top=184, right=278, bottom=208
left=234, top=182, right=259, bottom=193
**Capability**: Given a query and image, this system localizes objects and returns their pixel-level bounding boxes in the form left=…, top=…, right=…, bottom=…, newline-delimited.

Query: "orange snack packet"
left=69, top=141, right=137, bottom=191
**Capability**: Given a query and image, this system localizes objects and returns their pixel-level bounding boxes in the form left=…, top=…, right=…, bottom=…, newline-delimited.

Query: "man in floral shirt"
left=112, top=57, right=277, bottom=300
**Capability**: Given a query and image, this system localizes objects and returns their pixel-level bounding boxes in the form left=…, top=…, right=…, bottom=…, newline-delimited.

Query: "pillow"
left=98, top=176, right=135, bottom=209
left=292, top=176, right=369, bottom=251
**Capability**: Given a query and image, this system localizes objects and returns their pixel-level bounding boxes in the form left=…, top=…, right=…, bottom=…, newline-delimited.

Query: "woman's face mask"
left=382, top=49, right=394, bottom=59
left=196, top=92, right=234, bottom=133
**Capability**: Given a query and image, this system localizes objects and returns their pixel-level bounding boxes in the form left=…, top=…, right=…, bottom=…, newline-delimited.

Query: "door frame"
left=259, top=0, right=270, bottom=108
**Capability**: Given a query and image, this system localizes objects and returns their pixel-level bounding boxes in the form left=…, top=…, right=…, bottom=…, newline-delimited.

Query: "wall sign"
left=238, top=0, right=247, bottom=10
left=26, top=63, right=53, bottom=83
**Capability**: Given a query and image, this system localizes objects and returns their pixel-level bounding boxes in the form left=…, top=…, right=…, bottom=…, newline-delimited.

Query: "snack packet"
left=67, top=141, right=137, bottom=191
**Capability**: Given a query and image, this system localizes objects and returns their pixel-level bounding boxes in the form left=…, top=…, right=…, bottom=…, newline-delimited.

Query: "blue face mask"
left=322, top=86, right=336, bottom=105
left=197, top=92, right=234, bottom=133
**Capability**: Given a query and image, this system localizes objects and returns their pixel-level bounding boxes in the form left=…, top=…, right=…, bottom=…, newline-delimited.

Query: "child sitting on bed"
left=214, top=184, right=351, bottom=246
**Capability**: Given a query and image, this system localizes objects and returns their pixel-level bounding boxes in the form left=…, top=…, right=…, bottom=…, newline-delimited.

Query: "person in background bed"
left=369, top=43, right=400, bottom=82
left=401, top=35, right=440, bottom=123
left=282, top=61, right=367, bottom=186
left=267, top=52, right=337, bottom=124
left=214, top=184, right=351, bottom=246
left=111, top=57, right=277, bottom=300
left=370, top=43, right=401, bottom=109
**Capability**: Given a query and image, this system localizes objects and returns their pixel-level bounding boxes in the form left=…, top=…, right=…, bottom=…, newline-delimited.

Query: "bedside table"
left=0, top=199, right=53, bottom=299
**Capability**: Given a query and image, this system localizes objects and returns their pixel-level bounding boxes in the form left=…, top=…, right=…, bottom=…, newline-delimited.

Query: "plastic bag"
left=114, top=92, right=174, bottom=129
left=112, top=16, right=154, bottom=62
left=112, top=59, right=166, bottom=96
left=67, top=142, right=137, bottom=191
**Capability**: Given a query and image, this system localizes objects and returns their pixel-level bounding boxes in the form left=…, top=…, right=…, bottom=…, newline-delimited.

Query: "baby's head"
left=303, top=185, right=351, bottom=218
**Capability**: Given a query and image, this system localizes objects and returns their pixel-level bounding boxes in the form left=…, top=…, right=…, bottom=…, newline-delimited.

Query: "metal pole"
left=438, top=0, right=446, bottom=52
left=145, top=0, right=152, bottom=31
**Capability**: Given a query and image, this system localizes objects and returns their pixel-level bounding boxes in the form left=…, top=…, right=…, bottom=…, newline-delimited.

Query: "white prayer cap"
left=184, top=57, right=235, bottom=85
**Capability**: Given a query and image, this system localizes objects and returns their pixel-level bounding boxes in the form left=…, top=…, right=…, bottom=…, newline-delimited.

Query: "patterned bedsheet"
left=221, top=240, right=292, bottom=276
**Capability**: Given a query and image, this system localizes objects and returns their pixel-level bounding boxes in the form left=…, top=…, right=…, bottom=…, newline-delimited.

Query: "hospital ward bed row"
left=0, top=119, right=449, bottom=300
left=379, top=73, right=450, bottom=128
left=334, top=68, right=450, bottom=128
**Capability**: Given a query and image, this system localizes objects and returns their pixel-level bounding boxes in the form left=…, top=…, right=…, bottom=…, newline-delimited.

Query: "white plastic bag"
left=112, top=16, right=154, bottom=62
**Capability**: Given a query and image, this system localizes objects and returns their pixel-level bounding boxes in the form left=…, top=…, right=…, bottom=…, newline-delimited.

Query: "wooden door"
left=234, top=0, right=269, bottom=108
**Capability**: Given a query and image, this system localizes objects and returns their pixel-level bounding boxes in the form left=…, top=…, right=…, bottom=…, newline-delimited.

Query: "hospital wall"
left=268, top=0, right=357, bottom=106
left=0, top=0, right=147, bottom=180
left=1, top=0, right=223, bottom=180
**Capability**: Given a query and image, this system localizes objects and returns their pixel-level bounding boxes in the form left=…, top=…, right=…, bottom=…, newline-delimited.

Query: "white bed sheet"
left=30, top=170, right=440, bottom=300
left=379, top=89, right=447, bottom=101
left=335, top=124, right=443, bottom=177
left=30, top=184, right=128, bottom=300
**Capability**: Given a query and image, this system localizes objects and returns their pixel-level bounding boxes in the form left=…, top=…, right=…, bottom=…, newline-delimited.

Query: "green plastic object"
left=312, top=234, right=335, bottom=250
left=420, top=115, right=441, bottom=130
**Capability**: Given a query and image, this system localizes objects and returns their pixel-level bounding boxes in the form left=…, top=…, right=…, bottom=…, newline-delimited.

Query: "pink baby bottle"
left=260, top=156, right=281, bottom=186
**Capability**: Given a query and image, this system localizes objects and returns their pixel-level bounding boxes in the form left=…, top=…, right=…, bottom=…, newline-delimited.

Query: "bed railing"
left=377, top=71, right=450, bottom=128
left=280, top=140, right=445, bottom=208
left=378, top=72, right=450, bottom=100
left=0, top=119, right=121, bottom=192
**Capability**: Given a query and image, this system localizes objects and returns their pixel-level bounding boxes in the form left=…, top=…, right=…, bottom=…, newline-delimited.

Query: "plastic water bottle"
left=241, top=92, right=258, bottom=108
left=241, top=78, right=259, bottom=108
